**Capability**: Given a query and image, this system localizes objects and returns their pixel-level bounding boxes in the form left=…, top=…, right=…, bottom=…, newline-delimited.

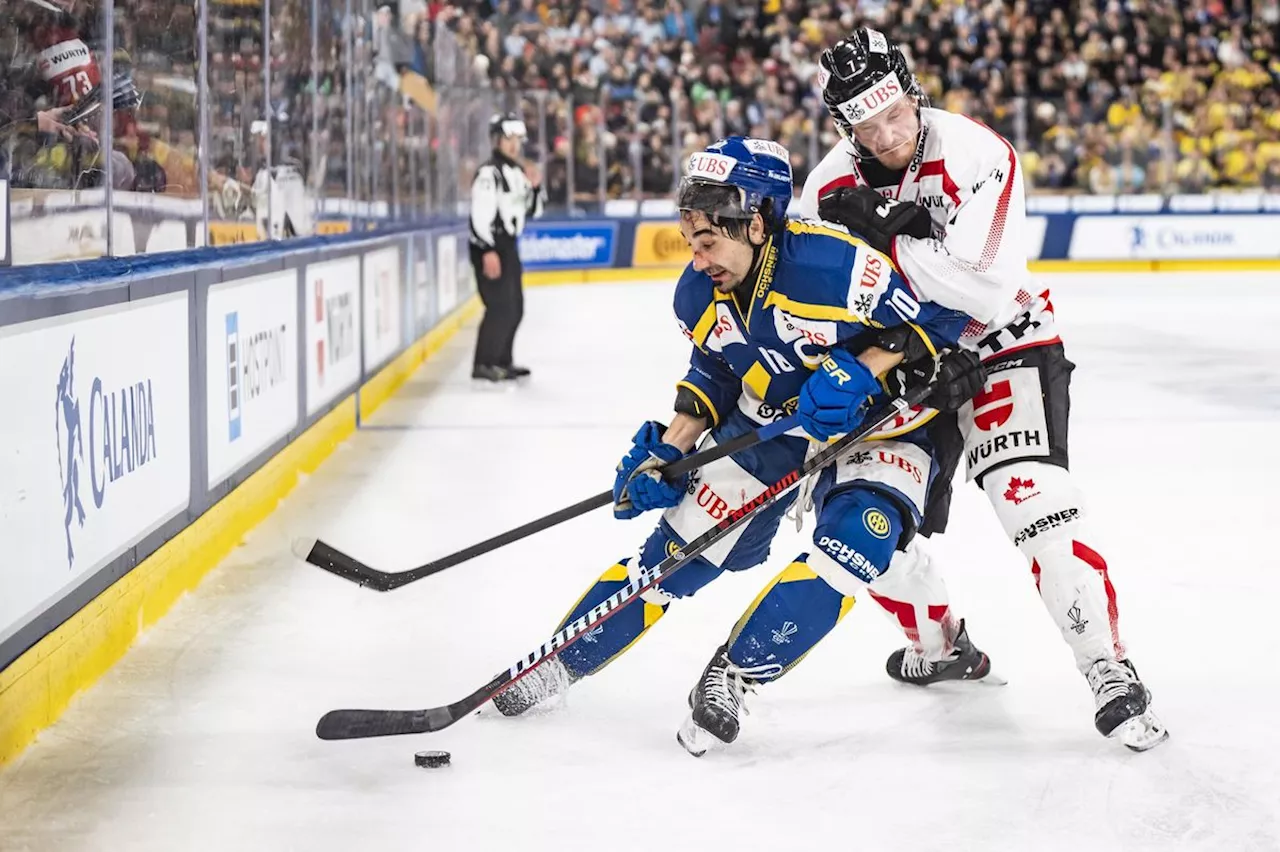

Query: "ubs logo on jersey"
left=773, top=309, right=835, bottom=354
left=695, top=483, right=734, bottom=520
left=706, top=305, right=746, bottom=352
left=843, top=448, right=923, bottom=484
left=970, top=380, right=1013, bottom=431
left=859, top=254, right=885, bottom=289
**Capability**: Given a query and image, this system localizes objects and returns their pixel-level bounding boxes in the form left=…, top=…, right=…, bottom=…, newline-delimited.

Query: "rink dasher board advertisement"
left=436, top=233, right=458, bottom=317
left=206, top=271, right=299, bottom=489
left=518, top=222, right=617, bottom=269
left=1067, top=214, right=1280, bottom=259
left=304, top=257, right=362, bottom=416
left=363, top=245, right=403, bottom=370
left=0, top=293, right=190, bottom=646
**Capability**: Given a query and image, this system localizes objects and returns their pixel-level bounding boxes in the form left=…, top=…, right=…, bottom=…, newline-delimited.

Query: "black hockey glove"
left=818, top=185, right=934, bottom=257
left=884, top=348, right=987, bottom=413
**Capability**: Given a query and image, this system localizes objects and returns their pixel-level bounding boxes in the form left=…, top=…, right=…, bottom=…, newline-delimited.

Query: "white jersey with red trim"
left=796, top=107, right=1059, bottom=361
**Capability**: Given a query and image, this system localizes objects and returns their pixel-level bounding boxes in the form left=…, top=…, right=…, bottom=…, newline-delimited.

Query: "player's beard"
left=866, top=132, right=918, bottom=169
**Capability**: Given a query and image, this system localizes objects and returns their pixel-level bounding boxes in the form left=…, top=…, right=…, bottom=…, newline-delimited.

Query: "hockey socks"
left=555, top=559, right=668, bottom=679
left=724, top=557, right=855, bottom=678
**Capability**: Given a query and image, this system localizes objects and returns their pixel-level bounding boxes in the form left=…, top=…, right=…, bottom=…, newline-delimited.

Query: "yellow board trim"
left=0, top=294, right=481, bottom=768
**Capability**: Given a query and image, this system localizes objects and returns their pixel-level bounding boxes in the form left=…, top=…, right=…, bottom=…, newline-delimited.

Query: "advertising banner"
left=414, top=234, right=434, bottom=330
left=206, top=271, right=299, bottom=487
left=632, top=221, right=690, bottom=266
left=436, top=234, right=457, bottom=316
left=456, top=233, right=475, bottom=302
left=304, top=257, right=361, bottom=416
left=1024, top=215, right=1047, bottom=260
left=518, top=222, right=617, bottom=269
left=363, top=245, right=403, bottom=370
left=1068, top=214, right=1280, bottom=260
left=0, top=293, right=190, bottom=645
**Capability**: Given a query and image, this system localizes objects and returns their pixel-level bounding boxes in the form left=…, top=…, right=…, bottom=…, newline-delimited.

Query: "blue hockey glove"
left=613, top=421, right=689, bottom=519
left=797, top=348, right=880, bottom=441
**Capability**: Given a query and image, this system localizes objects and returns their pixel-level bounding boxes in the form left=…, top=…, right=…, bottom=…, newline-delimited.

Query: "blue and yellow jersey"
left=673, top=219, right=971, bottom=432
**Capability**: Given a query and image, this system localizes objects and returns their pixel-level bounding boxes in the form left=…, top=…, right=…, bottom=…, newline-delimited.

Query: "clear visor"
left=676, top=178, right=753, bottom=220
left=847, top=97, right=917, bottom=157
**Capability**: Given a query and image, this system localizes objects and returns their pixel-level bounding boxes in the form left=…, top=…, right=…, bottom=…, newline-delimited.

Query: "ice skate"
left=886, top=619, right=1004, bottom=686
left=491, top=657, right=579, bottom=717
left=1087, top=659, right=1169, bottom=752
left=677, top=645, right=779, bottom=757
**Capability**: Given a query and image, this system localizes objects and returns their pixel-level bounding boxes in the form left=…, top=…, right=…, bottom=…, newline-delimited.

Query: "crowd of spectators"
left=2, top=0, right=1279, bottom=218
left=416, top=0, right=1280, bottom=205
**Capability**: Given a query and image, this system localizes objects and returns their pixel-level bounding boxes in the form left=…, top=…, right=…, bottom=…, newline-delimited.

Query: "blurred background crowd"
left=1, top=0, right=1278, bottom=255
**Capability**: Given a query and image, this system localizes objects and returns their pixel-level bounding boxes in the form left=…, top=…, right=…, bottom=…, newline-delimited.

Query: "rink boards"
left=1, top=251, right=1277, bottom=769
left=0, top=226, right=477, bottom=765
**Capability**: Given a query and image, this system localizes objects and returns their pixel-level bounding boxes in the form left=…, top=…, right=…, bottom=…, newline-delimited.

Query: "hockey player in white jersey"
left=793, top=28, right=1167, bottom=751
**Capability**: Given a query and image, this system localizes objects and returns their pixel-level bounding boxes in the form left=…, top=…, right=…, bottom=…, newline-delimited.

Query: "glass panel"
left=206, top=0, right=268, bottom=245
left=1, top=0, right=110, bottom=264
left=269, top=0, right=315, bottom=238
left=107, top=0, right=202, bottom=255
left=541, top=92, right=572, bottom=215
left=314, top=0, right=348, bottom=230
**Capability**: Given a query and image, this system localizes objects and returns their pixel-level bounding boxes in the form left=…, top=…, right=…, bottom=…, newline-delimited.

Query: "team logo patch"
left=971, top=380, right=1014, bottom=431
left=1003, top=476, right=1040, bottom=505
left=863, top=508, right=892, bottom=539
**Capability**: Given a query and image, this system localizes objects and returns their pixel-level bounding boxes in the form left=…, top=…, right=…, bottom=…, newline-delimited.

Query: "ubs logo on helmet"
left=686, top=152, right=735, bottom=181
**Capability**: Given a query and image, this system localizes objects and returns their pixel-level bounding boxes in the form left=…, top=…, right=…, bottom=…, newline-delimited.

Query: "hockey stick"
left=314, top=386, right=932, bottom=740
left=293, top=414, right=801, bottom=591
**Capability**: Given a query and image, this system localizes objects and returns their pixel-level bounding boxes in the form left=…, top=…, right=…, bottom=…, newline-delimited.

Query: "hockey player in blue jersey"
left=492, top=136, right=991, bottom=752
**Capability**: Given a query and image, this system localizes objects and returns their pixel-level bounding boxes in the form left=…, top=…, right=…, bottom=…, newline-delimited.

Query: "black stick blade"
left=293, top=537, right=394, bottom=591
left=315, top=707, right=461, bottom=740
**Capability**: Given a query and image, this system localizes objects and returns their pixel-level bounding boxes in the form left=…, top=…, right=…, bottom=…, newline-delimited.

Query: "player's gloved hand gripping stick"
left=293, top=414, right=802, bottom=592
left=315, top=380, right=938, bottom=740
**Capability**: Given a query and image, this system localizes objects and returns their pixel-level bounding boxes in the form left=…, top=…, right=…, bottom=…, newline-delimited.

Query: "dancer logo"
left=55, top=337, right=160, bottom=569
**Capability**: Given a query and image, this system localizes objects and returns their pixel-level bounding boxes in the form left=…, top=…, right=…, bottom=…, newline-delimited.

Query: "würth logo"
left=971, top=380, right=1013, bottom=431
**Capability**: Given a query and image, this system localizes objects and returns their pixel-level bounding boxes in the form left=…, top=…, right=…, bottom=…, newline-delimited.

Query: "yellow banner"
left=208, top=222, right=261, bottom=246
left=316, top=220, right=353, bottom=235
left=632, top=222, right=690, bottom=267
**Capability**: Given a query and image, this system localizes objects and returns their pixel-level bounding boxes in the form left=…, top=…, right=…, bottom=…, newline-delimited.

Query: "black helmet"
left=489, top=112, right=527, bottom=140
left=819, top=29, right=924, bottom=141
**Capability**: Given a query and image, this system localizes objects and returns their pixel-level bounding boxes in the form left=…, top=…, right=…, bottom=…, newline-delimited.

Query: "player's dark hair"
left=677, top=182, right=775, bottom=243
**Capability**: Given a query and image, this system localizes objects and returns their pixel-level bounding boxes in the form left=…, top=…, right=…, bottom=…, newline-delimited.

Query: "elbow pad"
left=674, top=384, right=715, bottom=423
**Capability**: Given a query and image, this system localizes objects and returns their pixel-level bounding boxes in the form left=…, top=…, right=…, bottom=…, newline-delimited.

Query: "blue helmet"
left=677, top=136, right=793, bottom=230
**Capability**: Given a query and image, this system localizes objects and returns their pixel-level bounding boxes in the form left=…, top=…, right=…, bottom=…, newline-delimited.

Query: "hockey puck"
left=414, top=750, right=451, bottom=769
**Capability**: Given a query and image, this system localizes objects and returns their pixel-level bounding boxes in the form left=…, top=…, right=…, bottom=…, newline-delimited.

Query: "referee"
left=469, top=112, right=544, bottom=382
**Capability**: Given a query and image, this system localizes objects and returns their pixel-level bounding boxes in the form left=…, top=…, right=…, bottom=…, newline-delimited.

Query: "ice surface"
left=1, top=273, right=1278, bottom=852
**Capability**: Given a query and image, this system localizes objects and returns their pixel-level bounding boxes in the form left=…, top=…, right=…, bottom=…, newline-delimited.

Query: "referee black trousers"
left=470, top=239, right=524, bottom=369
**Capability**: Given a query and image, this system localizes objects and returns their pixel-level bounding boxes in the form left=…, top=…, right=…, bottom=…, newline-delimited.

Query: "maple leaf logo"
left=1003, top=476, right=1040, bottom=504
